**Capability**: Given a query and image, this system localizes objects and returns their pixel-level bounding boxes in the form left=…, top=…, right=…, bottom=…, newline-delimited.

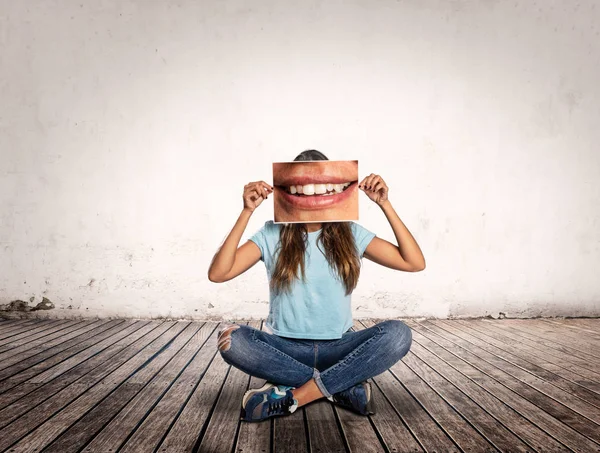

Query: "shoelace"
left=267, top=393, right=295, bottom=415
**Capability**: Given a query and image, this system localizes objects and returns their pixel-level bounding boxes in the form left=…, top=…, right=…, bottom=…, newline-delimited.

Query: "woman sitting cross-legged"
left=208, top=149, right=425, bottom=422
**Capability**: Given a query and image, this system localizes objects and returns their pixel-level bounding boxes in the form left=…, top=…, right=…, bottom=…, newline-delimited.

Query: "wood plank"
left=443, top=320, right=600, bottom=419
left=333, top=390, right=384, bottom=452
left=563, top=318, right=600, bottom=327
left=44, top=322, right=215, bottom=452
left=83, top=322, right=218, bottom=452
left=346, top=320, right=419, bottom=453
left=0, top=320, right=130, bottom=399
left=0, top=321, right=189, bottom=452
left=305, top=400, right=347, bottom=453
left=273, top=407, right=308, bottom=453
left=418, top=320, right=598, bottom=452
left=333, top=396, right=385, bottom=453
left=534, top=319, right=600, bottom=358
left=362, top=320, right=506, bottom=453
left=0, top=314, right=24, bottom=328
left=0, top=320, right=40, bottom=339
left=553, top=318, right=600, bottom=333
left=0, top=319, right=70, bottom=347
left=0, top=319, right=52, bottom=341
left=501, top=319, right=600, bottom=364
left=540, top=319, right=600, bottom=343
left=0, top=321, right=162, bottom=429
left=352, top=323, right=455, bottom=452
left=369, top=374, right=456, bottom=453
left=504, top=319, right=600, bottom=360
left=368, top=380, right=424, bottom=453
left=235, top=320, right=274, bottom=453
left=196, top=321, right=260, bottom=453
left=0, top=320, right=85, bottom=355
left=0, top=319, right=115, bottom=377
left=473, top=319, right=600, bottom=392
left=2, top=317, right=598, bottom=452
left=411, top=321, right=600, bottom=446
left=302, top=332, right=353, bottom=453
left=330, top=323, right=386, bottom=453
left=157, top=322, right=239, bottom=452
left=0, top=319, right=104, bottom=367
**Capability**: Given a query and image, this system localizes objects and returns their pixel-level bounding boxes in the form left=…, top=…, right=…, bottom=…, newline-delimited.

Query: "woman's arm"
left=208, top=180, right=273, bottom=283
left=359, top=174, right=426, bottom=272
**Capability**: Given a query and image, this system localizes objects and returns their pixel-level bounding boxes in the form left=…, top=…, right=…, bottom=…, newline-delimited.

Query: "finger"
left=358, top=177, right=369, bottom=189
left=370, top=175, right=383, bottom=190
left=253, top=183, right=265, bottom=198
left=370, top=176, right=383, bottom=191
left=256, top=183, right=269, bottom=199
left=250, top=183, right=264, bottom=195
left=260, top=180, right=274, bottom=191
left=372, top=181, right=384, bottom=193
left=361, top=177, right=375, bottom=192
left=244, top=186, right=257, bottom=199
left=248, top=189, right=261, bottom=202
left=365, top=174, right=377, bottom=190
left=260, top=183, right=273, bottom=198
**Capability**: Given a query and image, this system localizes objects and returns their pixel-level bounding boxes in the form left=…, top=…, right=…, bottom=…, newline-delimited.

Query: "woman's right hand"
left=243, top=181, right=273, bottom=212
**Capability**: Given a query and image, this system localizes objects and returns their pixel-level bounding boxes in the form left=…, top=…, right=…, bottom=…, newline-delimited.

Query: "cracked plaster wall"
left=1, top=0, right=599, bottom=320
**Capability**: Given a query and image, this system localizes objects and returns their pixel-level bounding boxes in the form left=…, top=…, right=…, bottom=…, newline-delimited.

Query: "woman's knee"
left=218, top=322, right=260, bottom=358
left=217, top=323, right=241, bottom=352
left=378, top=319, right=413, bottom=359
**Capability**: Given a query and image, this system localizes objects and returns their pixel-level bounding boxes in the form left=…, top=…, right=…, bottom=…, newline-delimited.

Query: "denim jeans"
left=217, top=319, right=412, bottom=398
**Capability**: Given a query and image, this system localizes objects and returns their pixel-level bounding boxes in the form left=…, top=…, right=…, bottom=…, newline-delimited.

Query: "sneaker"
left=241, top=382, right=298, bottom=422
left=327, top=381, right=375, bottom=415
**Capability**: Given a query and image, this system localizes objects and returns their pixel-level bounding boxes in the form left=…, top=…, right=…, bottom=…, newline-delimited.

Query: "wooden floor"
left=0, top=318, right=598, bottom=453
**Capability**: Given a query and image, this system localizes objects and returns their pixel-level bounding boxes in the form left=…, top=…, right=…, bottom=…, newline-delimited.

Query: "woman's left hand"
left=359, top=173, right=389, bottom=206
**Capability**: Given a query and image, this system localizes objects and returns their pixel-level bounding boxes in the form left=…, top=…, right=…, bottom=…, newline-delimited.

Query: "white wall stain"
left=1, top=0, right=599, bottom=320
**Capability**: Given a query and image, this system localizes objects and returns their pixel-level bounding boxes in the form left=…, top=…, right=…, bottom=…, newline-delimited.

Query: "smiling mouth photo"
left=276, top=180, right=358, bottom=210
left=272, top=160, right=359, bottom=223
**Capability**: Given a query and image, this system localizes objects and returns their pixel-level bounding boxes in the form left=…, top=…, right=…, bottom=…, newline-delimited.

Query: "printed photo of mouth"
left=272, top=160, right=359, bottom=223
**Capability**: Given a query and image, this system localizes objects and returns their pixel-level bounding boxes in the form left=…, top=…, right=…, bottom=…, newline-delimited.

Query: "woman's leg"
left=217, top=320, right=412, bottom=408
left=313, top=319, right=412, bottom=398
left=216, top=323, right=321, bottom=389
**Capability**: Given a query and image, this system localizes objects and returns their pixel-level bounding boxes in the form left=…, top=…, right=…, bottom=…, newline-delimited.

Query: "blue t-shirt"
left=249, top=221, right=376, bottom=340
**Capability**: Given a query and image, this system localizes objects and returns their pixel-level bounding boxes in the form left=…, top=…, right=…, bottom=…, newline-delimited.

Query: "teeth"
left=303, top=184, right=315, bottom=195
left=288, top=182, right=352, bottom=195
left=314, top=184, right=327, bottom=194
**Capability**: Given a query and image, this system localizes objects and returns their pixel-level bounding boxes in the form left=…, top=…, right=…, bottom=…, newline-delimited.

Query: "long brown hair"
left=270, top=222, right=361, bottom=296
left=270, top=149, right=361, bottom=296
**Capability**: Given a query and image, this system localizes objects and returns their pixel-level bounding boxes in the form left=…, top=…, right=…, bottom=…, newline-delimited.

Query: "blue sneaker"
left=328, top=381, right=375, bottom=415
left=241, top=382, right=299, bottom=422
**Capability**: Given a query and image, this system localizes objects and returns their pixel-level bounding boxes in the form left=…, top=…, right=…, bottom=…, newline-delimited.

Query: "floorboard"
left=0, top=317, right=598, bottom=452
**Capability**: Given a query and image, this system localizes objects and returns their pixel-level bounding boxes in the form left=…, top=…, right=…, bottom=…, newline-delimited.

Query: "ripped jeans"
left=216, top=320, right=412, bottom=398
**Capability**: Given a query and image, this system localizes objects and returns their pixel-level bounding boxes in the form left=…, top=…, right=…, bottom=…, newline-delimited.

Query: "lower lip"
left=276, top=182, right=357, bottom=210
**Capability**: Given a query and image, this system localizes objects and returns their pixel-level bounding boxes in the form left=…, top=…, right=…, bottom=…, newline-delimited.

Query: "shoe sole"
left=242, top=382, right=276, bottom=408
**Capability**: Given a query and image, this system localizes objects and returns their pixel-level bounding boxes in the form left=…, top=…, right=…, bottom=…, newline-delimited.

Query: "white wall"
left=1, top=0, right=599, bottom=320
